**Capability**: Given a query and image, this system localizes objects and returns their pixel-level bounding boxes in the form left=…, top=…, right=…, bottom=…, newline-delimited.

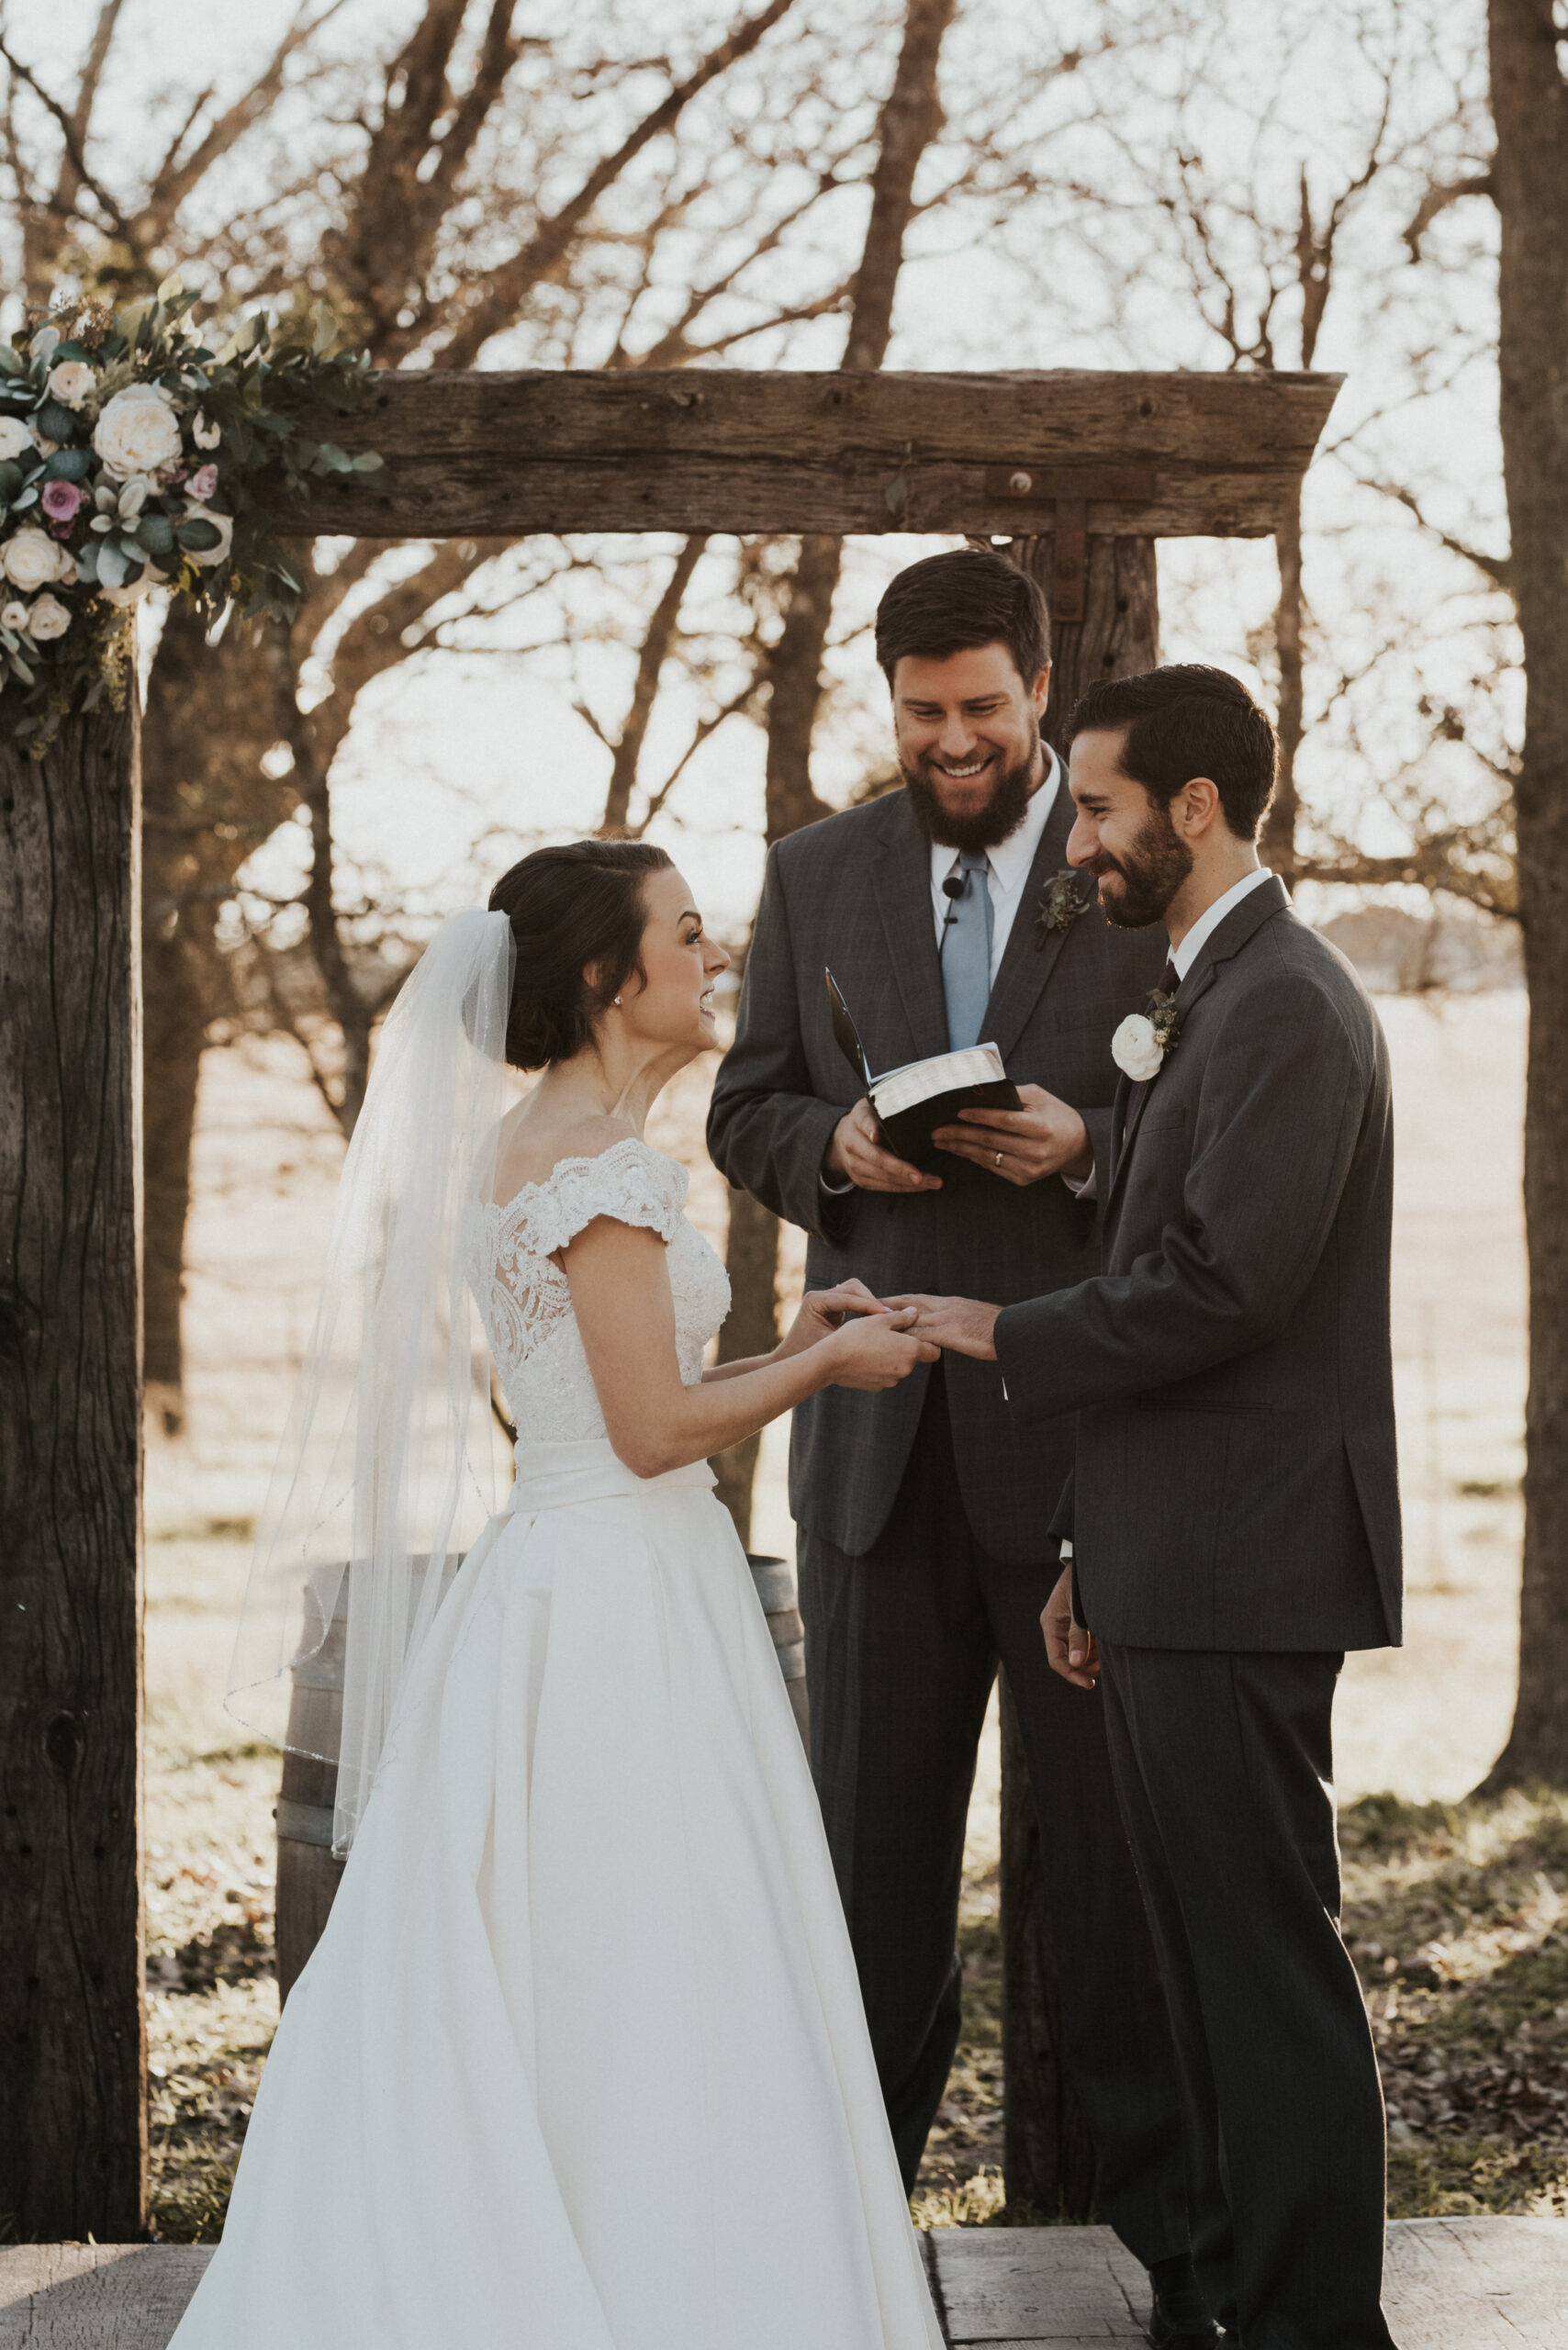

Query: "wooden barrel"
left=275, top=1549, right=812, bottom=2001
left=747, top=1553, right=810, bottom=1751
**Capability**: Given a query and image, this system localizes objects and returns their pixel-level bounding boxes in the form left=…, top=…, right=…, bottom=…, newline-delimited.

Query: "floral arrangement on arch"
left=0, top=275, right=380, bottom=752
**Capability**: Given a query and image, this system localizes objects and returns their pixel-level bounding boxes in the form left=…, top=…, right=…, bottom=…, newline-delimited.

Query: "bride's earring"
left=612, top=994, right=622, bottom=1006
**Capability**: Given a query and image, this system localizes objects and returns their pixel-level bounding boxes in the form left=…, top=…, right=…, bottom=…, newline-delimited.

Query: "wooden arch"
left=0, top=364, right=1339, bottom=2237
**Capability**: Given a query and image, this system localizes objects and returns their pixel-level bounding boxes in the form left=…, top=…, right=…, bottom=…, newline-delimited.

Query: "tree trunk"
left=140, top=602, right=292, bottom=1409
left=717, top=0, right=958, bottom=1540
left=1263, top=493, right=1304, bottom=881
left=1000, top=532, right=1159, bottom=2213
left=1480, top=0, right=1568, bottom=1788
left=140, top=922, right=207, bottom=1420
left=712, top=1187, right=783, bottom=1549
left=0, top=706, right=148, bottom=2241
left=1011, top=532, right=1160, bottom=748
left=999, top=1677, right=1097, bottom=2221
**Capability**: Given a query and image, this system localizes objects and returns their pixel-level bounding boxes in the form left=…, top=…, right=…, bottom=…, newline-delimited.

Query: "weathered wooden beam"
left=0, top=708, right=148, bottom=2240
left=286, top=368, right=1342, bottom=541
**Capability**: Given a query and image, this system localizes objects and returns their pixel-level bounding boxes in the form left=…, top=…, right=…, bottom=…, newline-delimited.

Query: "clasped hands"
left=824, top=1085, right=1092, bottom=1194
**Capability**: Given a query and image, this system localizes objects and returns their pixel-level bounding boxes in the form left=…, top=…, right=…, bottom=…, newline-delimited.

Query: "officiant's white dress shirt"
left=928, top=750, right=1062, bottom=981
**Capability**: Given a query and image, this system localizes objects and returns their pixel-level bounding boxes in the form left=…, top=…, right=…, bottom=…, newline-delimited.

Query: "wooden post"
left=0, top=705, right=148, bottom=2240
left=996, top=532, right=1159, bottom=2219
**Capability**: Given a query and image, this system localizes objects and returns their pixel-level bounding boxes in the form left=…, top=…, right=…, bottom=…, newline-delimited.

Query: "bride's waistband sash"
left=505, top=1438, right=717, bottom=1516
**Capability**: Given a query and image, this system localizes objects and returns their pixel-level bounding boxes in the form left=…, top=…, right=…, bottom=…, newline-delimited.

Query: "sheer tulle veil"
left=226, top=907, right=516, bottom=1853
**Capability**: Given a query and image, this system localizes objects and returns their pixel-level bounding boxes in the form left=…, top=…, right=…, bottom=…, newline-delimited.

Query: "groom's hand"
left=882, top=1293, right=1001, bottom=1360
left=825, top=1099, right=943, bottom=1193
left=1042, top=1564, right=1100, bottom=1691
left=931, top=1084, right=1092, bottom=1186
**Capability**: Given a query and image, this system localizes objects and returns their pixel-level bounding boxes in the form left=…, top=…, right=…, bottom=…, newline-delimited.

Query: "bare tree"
left=1473, top=0, right=1568, bottom=1787
left=709, top=0, right=958, bottom=1545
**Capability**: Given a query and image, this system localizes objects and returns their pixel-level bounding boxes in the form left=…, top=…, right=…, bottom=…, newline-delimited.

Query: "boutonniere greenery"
left=1111, top=984, right=1182, bottom=1082
left=1035, top=867, right=1093, bottom=944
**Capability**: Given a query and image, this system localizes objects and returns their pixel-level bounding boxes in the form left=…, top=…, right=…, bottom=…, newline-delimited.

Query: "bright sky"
left=8, top=0, right=1506, bottom=937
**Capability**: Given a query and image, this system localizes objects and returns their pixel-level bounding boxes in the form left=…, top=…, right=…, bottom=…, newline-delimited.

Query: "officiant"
left=708, top=548, right=1200, bottom=2319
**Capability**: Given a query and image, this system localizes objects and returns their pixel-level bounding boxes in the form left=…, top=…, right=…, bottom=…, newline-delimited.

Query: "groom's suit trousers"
left=799, top=1368, right=1187, bottom=2261
left=1098, top=1642, right=1396, bottom=2350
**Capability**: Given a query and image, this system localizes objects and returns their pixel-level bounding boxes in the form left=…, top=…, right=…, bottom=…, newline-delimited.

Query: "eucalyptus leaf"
left=13, top=487, right=38, bottom=509
left=8, top=650, right=35, bottom=684
left=44, top=448, right=91, bottom=483
left=96, top=542, right=129, bottom=589
left=0, top=462, right=21, bottom=499
left=0, top=344, right=23, bottom=377
left=75, top=543, right=100, bottom=582
left=37, top=402, right=77, bottom=442
left=118, top=478, right=149, bottom=519
left=31, top=326, right=60, bottom=365
left=352, top=452, right=385, bottom=472
left=137, top=511, right=174, bottom=554
left=176, top=517, right=222, bottom=552
left=90, top=514, right=114, bottom=533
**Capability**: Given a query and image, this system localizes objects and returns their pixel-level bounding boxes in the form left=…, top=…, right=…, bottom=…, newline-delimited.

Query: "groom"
left=710, top=550, right=1206, bottom=2342
left=902, top=665, right=1402, bottom=2349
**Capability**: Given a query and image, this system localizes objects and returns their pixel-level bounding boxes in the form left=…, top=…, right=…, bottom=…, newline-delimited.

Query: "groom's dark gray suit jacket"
left=997, top=876, right=1402, bottom=1652
left=707, top=780, right=1166, bottom=1564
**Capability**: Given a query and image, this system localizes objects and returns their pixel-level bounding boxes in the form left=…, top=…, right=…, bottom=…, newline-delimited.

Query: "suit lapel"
left=981, top=781, right=1084, bottom=1062
left=1104, top=874, right=1291, bottom=1210
left=869, top=794, right=949, bottom=1068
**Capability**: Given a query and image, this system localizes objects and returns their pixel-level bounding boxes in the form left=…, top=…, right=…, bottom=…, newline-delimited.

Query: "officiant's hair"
left=487, top=840, right=675, bottom=1069
left=874, top=547, right=1050, bottom=687
left=1064, top=665, right=1278, bottom=843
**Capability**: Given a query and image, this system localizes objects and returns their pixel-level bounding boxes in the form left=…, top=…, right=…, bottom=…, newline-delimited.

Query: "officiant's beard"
left=900, top=746, right=1038, bottom=854
left=1089, top=805, right=1194, bottom=929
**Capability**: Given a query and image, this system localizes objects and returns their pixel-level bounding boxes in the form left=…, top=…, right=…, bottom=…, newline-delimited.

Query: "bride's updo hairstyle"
left=487, top=839, right=674, bottom=1069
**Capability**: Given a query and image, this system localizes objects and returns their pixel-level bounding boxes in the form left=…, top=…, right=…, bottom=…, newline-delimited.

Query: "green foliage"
left=0, top=278, right=380, bottom=755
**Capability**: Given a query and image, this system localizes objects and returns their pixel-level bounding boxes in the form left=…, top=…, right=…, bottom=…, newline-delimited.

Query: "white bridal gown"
left=170, top=1136, right=943, bottom=2350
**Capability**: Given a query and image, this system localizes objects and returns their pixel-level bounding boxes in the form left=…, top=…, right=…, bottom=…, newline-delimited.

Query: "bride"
left=170, top=839, right=946, bottom=2350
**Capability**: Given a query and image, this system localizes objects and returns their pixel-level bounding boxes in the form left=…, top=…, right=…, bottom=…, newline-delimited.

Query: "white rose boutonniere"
left=1111, top=983, right=1182, bottom=1082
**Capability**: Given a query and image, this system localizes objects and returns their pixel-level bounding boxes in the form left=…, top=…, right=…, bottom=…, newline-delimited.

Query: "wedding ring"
left=995, top=1151, right=1004, bottom=1169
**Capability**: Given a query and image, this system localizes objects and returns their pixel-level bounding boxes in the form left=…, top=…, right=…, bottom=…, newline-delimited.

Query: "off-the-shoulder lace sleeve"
left=521, top=1136, right=688, bottom=1257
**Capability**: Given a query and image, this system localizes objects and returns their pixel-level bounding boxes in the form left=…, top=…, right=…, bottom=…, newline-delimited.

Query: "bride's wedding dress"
left=170, top=1135, right=942, bottom=2350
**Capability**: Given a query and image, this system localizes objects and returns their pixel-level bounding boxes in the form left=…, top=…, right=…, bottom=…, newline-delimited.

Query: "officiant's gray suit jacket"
left=997, top=875, right=1402, bottom=1652
left=707, top=782, right=1166, bottom=1563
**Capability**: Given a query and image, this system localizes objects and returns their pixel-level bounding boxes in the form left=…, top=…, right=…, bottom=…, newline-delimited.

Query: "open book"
left=825, top=968, right=1022, bottom=1171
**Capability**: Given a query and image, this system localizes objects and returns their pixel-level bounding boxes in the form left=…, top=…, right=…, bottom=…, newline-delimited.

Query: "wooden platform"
left=3, top=2220, right=1564, bottom=2344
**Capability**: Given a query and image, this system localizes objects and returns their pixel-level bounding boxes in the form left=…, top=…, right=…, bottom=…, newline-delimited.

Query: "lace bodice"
left=465, top=1136, right=732, bottom=1443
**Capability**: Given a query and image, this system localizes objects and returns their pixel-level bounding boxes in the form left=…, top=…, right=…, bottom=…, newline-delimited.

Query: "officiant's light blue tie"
left=942, top=850, right=994, bottom=1051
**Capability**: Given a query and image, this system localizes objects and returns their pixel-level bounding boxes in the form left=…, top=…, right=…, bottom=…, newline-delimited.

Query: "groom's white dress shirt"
left=927, top=751, right=1062, bottom=981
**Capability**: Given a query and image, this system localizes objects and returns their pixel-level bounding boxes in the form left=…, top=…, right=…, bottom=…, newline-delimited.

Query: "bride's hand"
left=821, top=1306, right=939, bottom=1391
left=775, top=1277, right=889, bottom=1359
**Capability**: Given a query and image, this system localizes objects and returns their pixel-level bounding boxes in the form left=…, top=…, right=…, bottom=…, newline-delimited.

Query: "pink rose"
left=188, top=464, right=218, bottom=501
left=41, top=480, right=85, bottom=527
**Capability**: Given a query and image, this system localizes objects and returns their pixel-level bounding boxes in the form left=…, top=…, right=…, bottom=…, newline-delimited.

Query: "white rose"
left=179, top=502, right=233, bottom=568
left=99, top=564, right=167, bottom=610
left=1111, top=1013, right=1165, bottom=1083
left=1, top=599, right=28, bottom=632
left=47, top=361, right=95, bottom=408
left=93, top=384, right=182, bottom=480
left=192, top=412, right=222, bottom=450
left=0, top=416, right=32, bottom=462
left=26, top=591, right=72, bottom=640
left=3, top=525, right=73, bottom=593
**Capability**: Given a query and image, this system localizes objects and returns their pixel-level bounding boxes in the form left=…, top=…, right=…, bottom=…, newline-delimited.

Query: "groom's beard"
left=900, top=744, right=1039, bottom=855
left=1089, top=804, right=1194, bottom=929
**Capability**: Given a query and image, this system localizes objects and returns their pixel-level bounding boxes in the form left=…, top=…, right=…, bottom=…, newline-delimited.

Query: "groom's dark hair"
left=875, top=547, right=1050, bottom=687
left=1064, top=665, right=1278, bottom=842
